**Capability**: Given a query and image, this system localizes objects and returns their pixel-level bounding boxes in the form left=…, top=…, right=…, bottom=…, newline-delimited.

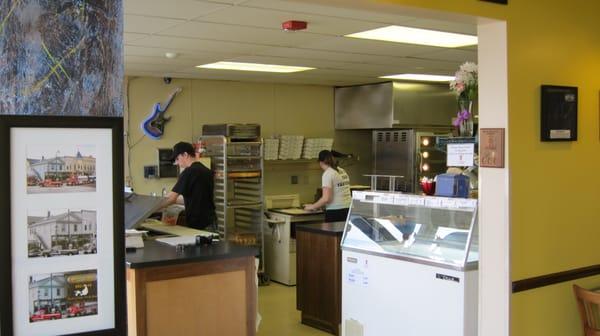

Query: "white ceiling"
left=124, top=0, right=478, bottom=86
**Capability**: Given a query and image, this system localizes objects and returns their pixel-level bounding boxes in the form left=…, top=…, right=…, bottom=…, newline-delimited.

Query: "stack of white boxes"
left=264, top=138, right=280, bottom=160
left=278, top=135, right=304, bottom=160
left=302, top=138, right=334, bottom=159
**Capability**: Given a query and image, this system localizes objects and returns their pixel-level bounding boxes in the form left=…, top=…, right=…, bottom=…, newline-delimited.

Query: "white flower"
left=449, top=62, right=478, bottom=99
left=454, top=71, right=468, bottom=83
left=459, top=62, right=478, bottom=73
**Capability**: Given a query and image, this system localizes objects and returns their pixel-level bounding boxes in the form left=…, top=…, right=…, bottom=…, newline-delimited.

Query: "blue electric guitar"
left=141, top=87, right=182, bottom=139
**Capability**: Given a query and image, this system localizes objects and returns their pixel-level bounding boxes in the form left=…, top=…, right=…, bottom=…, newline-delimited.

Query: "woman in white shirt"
left=304, top=150, right=351, bottom=222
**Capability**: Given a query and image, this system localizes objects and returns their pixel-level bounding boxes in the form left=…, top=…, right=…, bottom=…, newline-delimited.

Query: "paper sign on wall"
left=447, top=143, right=474, bottom=167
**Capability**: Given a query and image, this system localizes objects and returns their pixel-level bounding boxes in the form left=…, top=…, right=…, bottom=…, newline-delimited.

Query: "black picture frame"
left=541, top=85, right=578, bottom=141
left=480, top=0, right=508, bottom=4
left=0, top=116, right=125, bottom=336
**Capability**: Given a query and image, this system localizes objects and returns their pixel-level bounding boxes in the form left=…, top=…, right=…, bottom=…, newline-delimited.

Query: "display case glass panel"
left=341, top=191, right=478, bottom=268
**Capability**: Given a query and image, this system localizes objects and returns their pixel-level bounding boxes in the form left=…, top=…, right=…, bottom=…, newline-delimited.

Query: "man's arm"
left=159, top=191, right=181, bottom=209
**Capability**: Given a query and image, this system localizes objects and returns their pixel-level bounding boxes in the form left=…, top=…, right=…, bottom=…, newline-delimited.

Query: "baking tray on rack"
left=202, top=123, right=261, bottom=139
left=215, top=170, right=261, bottom=178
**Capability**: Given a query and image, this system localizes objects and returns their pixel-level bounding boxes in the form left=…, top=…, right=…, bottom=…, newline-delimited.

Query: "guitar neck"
left=161, top=90, right=181, bottom=112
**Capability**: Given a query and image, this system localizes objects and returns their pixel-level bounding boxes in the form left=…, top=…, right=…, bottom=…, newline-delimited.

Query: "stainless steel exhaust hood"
left=334, top=81, right=457, bottom=129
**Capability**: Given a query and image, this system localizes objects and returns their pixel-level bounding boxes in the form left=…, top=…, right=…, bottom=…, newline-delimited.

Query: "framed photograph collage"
left=0, top=116, right=125, bottom=336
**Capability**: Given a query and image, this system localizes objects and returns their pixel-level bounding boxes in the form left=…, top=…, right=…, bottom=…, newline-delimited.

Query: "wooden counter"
left=296, top=222, right=345, bottom=335
left=126, top=240, right=258, bottom=336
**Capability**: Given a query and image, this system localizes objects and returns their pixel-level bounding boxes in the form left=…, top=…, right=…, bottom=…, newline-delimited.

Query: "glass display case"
left=341, top=190, right=478, bottom=270
left=341, top=191, right=479, bottom=336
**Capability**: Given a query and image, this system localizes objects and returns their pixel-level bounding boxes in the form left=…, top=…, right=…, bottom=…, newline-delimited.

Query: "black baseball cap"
left=170, top=141, right=195, bottom=162
left=318, top=150, right=332, bottom=162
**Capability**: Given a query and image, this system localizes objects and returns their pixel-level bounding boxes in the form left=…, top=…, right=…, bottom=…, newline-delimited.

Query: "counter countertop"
left=126, top=239, right=258, bottom=269
left=295, top=221, right=346, bottom=236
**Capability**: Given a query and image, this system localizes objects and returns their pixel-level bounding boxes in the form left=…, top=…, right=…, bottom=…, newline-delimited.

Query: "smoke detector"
left=282, top=20, right=307, bottom=31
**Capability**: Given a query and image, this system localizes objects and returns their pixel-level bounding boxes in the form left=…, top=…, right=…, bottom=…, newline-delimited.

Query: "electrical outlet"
left=291, top=175, right=298, bottom=184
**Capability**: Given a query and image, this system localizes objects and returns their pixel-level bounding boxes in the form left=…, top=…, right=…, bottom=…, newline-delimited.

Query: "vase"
left=458, top=100, right=475, bottom=137
left=459, top=117, right=474, bottom=137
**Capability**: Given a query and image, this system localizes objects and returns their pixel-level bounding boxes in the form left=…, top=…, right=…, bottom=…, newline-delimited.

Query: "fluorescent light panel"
left=380, top=74, right=455, bottom=82
left=346, top=25, right=477, bottom=48
left=197, top=61, right=314, bottom=73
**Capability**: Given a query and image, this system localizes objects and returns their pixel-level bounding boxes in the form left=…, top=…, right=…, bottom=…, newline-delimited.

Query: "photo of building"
left=29, top=270, right=98, bottom=323
left=26, top=145, right=96, bottom=194
left=28, top=273, right=66, bottom=320
left=28, top=209, right=97, bottom=258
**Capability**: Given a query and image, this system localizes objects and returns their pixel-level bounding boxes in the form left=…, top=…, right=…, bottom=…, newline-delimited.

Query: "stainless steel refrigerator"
left=372, top=129, right=451, bottom=193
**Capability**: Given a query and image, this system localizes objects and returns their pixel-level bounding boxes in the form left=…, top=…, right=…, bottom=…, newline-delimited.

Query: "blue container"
left=434, top=174, right=470, bottom=198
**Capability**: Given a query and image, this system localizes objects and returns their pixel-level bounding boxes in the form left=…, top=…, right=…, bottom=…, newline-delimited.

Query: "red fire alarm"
left=282, top=20, right=308, bottom=31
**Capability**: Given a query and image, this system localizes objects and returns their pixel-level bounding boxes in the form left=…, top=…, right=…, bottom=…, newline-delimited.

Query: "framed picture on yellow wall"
left=480, top=0, right=508, bottom=4
left=541, top=85, right=578, bottom=142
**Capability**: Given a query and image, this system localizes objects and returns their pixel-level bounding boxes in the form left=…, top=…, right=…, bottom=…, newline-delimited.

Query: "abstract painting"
left=0, top=0, right=123, bottom=116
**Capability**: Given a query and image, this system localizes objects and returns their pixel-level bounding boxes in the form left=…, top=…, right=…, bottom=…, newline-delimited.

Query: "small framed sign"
left=541, top=85, right=578, bottom=141
left=480, top=128, right=505, bottom=168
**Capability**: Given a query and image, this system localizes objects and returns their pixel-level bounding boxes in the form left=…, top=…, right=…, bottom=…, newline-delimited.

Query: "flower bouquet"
left=450, top=62, right=478, bottom=136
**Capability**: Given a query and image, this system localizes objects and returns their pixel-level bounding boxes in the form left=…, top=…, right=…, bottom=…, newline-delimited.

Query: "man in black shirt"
left=161, top=142, right=216, bottom=230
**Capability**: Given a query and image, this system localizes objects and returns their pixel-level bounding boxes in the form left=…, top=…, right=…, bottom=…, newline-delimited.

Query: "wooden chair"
left=573, top=284, right=600, bottom=336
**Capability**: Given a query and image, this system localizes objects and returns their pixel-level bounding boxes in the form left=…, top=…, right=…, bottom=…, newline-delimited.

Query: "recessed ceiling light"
left=346, top=25, right=477, bottom=48
left=196, top=61, right=315, bottom=73
left=380, top=74, right=455, bottom=82
left=165, top=52, right=178, bottom=59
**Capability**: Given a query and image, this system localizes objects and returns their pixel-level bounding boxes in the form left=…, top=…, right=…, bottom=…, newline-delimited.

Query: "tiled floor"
left=257, top=282, right=331, bottom=336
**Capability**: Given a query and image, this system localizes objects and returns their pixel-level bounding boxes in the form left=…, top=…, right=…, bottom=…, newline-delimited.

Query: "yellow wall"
left=512, top=275, right=600, bottom=336
left=381, top=0, right=600, bottom=335
left=126, top=77, right=372, bottom=203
